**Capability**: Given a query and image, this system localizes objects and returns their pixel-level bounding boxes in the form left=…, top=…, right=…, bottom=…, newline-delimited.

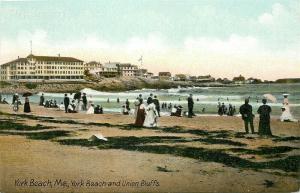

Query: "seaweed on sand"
left=193, top=138, right=246, bottom=146
left=57, top=136, right=300, bottom=173
left=273, top=136, right=300, bottom=142
left=0, top=120, right=53, bottom=131
left=0, top=130, right=72, bottom=140
left=229, top=146, right=298, bottom=155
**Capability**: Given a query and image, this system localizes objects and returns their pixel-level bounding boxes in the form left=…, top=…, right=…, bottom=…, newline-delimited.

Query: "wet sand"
left=0, top=104, right=299, bottom=193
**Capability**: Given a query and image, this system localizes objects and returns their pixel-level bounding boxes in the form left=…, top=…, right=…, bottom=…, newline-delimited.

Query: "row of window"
left=35, top=61, right=83, bottom=65
left=37, top=71, right=83, bottom=75
left=40, top=66, right=83, bottom=70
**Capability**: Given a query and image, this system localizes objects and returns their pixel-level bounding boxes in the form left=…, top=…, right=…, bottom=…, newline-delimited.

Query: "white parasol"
left=263, top=94, right=277, bottom=103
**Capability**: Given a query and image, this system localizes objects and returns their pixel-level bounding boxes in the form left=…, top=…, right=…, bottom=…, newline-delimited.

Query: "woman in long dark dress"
left=257, top=99, right=272, bottom=136
left=135, top=99, right=145, bottom=126
left=24, top=96, right=31, bottom=113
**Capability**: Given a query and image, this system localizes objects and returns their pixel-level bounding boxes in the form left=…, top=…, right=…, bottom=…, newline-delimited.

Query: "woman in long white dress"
left=86, top=104, right=95, bottom=114
left=78, top=99, right=83, bottom=111
left=281, top=94, right=298, bottom=122
left=87, top=95, right=93, bottom=109
left=143, top=101, right=159, bottom=127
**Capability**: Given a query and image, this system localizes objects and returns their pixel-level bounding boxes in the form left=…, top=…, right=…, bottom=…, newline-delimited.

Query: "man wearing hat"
left=239, top=98, right=255, bottom=134
left=187, top=94, right=194, bottom=118
left=257, top=99, right=272, bottom=136
left=12, top=93, right=18, bottom=105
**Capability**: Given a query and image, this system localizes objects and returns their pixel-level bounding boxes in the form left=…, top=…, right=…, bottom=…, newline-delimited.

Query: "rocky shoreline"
left=0, top=77, right=236, bottom=94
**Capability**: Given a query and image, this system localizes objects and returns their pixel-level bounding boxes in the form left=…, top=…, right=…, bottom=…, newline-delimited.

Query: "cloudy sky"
left=0, top=0, right=299, bottom=80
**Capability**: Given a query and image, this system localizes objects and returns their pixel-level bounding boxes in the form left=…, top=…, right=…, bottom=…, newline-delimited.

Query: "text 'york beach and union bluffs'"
left=15, top=178, right=160, bottom=188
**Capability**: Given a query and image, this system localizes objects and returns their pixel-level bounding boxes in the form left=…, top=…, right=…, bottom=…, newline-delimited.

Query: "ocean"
left=1, top=83, right=300, bottom=118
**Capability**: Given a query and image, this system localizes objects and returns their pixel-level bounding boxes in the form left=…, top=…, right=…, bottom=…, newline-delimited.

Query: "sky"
left=0, top=0, right=299, bottom=80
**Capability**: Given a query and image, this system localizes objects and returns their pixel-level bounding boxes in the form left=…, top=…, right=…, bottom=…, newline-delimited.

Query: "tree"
left=175, top=74, right=187, bottom=81
left=232, top=75, right=245, bottom=82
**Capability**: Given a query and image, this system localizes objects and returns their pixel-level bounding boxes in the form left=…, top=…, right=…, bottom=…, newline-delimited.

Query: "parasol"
left=22, top=92, right=33, bottom=97
left=263, top=94, right=277, bottom=103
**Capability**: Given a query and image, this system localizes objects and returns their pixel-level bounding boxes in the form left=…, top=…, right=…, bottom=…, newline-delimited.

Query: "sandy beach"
left=0, top=103, right=299, bottom=193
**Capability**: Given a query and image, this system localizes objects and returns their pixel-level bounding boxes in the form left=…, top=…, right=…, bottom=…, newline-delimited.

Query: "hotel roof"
left=1, top=58, right=28, bottom=66
left=27, top=54, right=83, bottom=62
left=1, top=54, right=83, bottom=66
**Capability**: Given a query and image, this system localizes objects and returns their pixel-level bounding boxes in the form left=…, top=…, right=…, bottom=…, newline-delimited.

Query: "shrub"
left=25, top=82, right=38, bottom=89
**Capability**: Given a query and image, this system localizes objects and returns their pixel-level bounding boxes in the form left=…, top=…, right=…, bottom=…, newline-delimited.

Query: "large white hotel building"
left=0, top=54, right=84, bottom=81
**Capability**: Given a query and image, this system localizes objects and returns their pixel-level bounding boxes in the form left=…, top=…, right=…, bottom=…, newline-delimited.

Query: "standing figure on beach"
left=86, top=104, right=95, bottom=114
left=23, top=96, right=31, bottom=113
left=280, top=94, right=297, bottom=122
left=187, top=94, right=194, bottom=118
left=64, top=94, right=70, bottom=113
left=12, top=93, right=18, bottom=105
left=257, top=99, right=272, bottom=136
left=73, top=92, right=81, bottom=102
left=168, top=103, right=172, bottom=110
left=218, top=102, right=222, bottom=115
left=239, top=99, right=254, bottom=134
left=147, top=93, right=153, bottom=104
left=153, top=95, right=160, bottom=117
left=135, top=99, right=146, bottom=126
left=125, top=99, right=130, bottom=111
left=138, top=94, right=143, bottom=100
left=144, top=99, right=159, bottom=127
left=221, top=103, right=227, bottom=115
left=82, top=93, right=87, bottom=111
left=39, top=93, right=45, bottom=106
left=134, top=97, right=140, bottom=118
left=228, top=104, right=234, bottom=116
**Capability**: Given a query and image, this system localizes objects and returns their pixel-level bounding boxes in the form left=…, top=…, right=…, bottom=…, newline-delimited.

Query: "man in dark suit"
left=64, top=93, right=70, bottom=113
left=153, top=95, right=160, bottom=117
left=147, top=93, right=153, bottom=104
left=82, top=93, right=87, bottom=111
left=188, top=94, right=194, bottom=118
left=239, top=98, right=254, bottom=134
left=39, top=93, right=45, bottom=106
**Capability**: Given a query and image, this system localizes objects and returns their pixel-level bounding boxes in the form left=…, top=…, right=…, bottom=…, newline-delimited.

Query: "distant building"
left=196, top=75, right=215, bottom=82
left=151, top=75, right=159, bottom=80
left=143, top=72, right=154, bottom=78
left=158, top=72, right=172, bottom=80
left=0, top=54, right=84, bottom=81
left=119, top=63, right=138, bottom=77
left=92, top=62, right=120, bottom=78
left=135, top=68, right=148, bottom=77
left=84, top=61, right=102, bottom=71
left=90, top=62, right=140, bottom=78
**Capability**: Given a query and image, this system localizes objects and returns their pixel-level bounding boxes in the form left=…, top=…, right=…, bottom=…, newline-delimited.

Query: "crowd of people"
left=217, top=102, right=236, bottom=116
left=134, top=94, right=159, bottom=127
left=0, top=92, right=297, bottom=136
